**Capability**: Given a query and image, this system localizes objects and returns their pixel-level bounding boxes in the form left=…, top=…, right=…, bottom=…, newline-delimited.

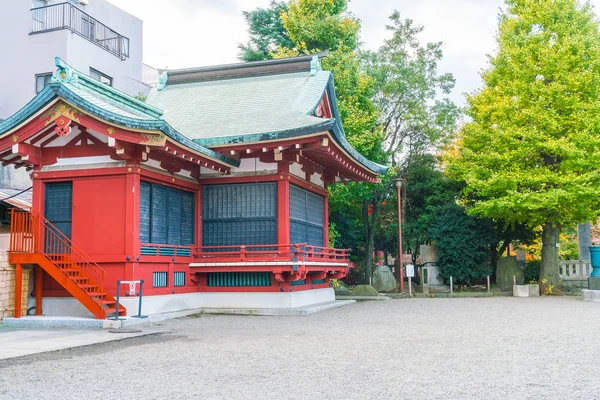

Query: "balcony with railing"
left=31, top=2, right=130, bottom=60
left=189, top=244, right=350, bottom=281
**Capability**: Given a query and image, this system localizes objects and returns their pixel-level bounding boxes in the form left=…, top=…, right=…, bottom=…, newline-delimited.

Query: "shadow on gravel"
left=0, top=332, right=184, bottom=368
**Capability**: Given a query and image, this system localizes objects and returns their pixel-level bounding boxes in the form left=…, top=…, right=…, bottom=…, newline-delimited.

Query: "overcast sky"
left=107, top=0, right=600, bottom=106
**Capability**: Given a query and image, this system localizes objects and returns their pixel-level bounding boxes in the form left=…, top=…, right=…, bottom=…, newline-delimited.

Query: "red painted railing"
left=10, top=210, right=106, bottom=296
left=194, top=243, right=349, bottom=264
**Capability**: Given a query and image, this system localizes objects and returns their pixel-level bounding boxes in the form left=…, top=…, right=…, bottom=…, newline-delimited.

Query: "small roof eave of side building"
left=0, top=76, right=239, bottom=169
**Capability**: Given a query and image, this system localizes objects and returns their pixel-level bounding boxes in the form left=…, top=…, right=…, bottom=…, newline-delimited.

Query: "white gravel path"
left=1, top=296, right=600, bottom=400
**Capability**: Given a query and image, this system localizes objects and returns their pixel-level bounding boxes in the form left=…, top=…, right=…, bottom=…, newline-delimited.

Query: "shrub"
left=429, top=204, right=492, bottom=285
left=524, top=260, right=540, bottom=283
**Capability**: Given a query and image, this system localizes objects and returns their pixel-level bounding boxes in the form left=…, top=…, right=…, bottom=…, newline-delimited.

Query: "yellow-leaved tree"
left=446, top=0, right=600, bottom=288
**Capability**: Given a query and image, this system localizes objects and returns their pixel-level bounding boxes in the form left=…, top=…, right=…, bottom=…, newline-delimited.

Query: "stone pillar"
left=578, top=222, right=592, bottom=261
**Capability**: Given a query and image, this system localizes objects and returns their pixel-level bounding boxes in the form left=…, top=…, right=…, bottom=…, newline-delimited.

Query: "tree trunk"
left=362, top=191, right=382, bottom=285
left=365, top=232, right=375, bottom=284
left=412, top=238, right=419, bottom=265
left=540, top=221, right=561, bottom=289
left=490, top=239, right=510, bottom=283
left=490, top=244, right=498, bottom=283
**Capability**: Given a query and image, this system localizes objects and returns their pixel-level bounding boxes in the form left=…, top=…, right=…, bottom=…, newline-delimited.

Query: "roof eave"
left=0, top=83, right=239, bottom=169
left=193, top=119, right=336, bottom=147
left=322, top=75, right=389, bottom=175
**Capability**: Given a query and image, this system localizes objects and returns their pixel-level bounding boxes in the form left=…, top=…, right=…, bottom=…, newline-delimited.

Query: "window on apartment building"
left=140, top=182, right=194, bottom=246
left=32, top=1, right=48, bottom=31
left=35, top=73, right=53, bottom=93
left=122, top=37, right=130, bottom=58
left=89, top=68, right=112, bottom=86
left=81, top=14, right=96, bottom=41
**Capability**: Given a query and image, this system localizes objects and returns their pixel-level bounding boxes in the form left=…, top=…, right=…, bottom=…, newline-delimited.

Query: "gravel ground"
left=1, top=296, right=600, bottom=400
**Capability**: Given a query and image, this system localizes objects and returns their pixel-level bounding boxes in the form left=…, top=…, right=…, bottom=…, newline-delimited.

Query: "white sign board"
left=406, top=264, right=415, bottom=278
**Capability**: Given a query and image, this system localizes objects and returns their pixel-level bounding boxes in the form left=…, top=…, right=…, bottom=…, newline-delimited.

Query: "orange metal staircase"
left=9, top=210, right=126, bottom=319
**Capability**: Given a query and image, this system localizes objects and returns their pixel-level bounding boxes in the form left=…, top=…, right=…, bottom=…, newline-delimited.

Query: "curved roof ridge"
left=54, top=57, right=163, bottom=119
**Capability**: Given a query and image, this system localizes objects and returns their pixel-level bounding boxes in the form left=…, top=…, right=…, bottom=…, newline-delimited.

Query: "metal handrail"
left=10, top=209, right=106, bottom=299
left=31, top=2, right=129, bottom=60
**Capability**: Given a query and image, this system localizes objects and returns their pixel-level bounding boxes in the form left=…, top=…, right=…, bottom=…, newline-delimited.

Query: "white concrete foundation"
left=31, top=288, right=337, bottom=317
left=582, top=289, right=600, bottom=301
left=513, top=285, right=530, bottom=297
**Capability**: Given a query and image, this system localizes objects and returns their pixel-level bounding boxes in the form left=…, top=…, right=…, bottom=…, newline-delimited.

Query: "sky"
left=107, top=0, right=600, bottom=106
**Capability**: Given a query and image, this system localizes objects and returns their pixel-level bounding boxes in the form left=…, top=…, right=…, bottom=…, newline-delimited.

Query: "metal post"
left=109, top=280, right=125, bottom=321
left=450, top=276, right=453, bottom=296
left=132, top=280, right=147, bottom=319
left=115, top=280, right=120, bottom=318
left=408, top=276, right=412, bottom=297
left=396, top=179, right=405, bottom=293
left=487, top=275, right=490, bottom=293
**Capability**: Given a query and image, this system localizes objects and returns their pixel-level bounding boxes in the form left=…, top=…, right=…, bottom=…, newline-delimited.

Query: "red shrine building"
left=0, top=54, right=386, bottom=319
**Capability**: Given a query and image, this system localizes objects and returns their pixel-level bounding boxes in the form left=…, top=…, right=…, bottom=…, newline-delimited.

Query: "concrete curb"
left=383, top=292, right=513, bottom=299
left=336, top=295, right=390, bottom=301
left=196, top=300, right=356, bottom=316
left=1, top=300, right=357, bottom=329
left=2, top=316, right=122, bottom=329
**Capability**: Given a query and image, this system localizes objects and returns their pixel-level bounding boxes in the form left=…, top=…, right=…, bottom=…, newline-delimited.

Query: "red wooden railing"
left=10, top=210, right=106, bottom=297
left=194, top=243, right=349, bottom=264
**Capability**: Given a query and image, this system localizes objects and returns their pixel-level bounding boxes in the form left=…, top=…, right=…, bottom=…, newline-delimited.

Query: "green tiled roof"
left=147, top=70, right=333, bottom=143
left=0, top=56, right=387, bottom=175
left=147, top=56, right=388, bottom=174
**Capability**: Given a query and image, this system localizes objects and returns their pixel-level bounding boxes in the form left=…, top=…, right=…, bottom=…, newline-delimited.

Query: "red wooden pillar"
left=31, top=175, right=44, bottom=213
left=14, top=263, right=22, bottom=318
left=32, top=175, right=44, bottom=253
left=195, top=186, right=202, bottom=248
left=323, top=195, right=329, bottom=248
left=322, top=175, right=333, bottom=248
left=35, top=266, right=43, bottom=315
left=124, top=164, right=140, bottom=281
left=277, top=163, right=291, bottom=245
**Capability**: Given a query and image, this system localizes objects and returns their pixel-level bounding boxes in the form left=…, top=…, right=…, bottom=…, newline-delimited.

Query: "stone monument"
left=496, top=256, right=524, bottom=291
left=373, top=265, right=397, bottom=292
left=419, top=245, right=446, bottom=293
left=578, top=222, right=592, bottom=262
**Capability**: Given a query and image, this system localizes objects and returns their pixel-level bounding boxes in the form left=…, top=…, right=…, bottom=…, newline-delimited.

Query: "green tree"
left=356, top=12, right=458, bottom=279
left=445, top=0, right=600, bottom=287
left=281, top=0, right=358, bottom=53
left=238, top=1, right=294, bottom=62
left=377, top=154, right=534, bottom=281
left=279, top=0, right=381, bottom=145
left=363, top=12, right=459, bottom=166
